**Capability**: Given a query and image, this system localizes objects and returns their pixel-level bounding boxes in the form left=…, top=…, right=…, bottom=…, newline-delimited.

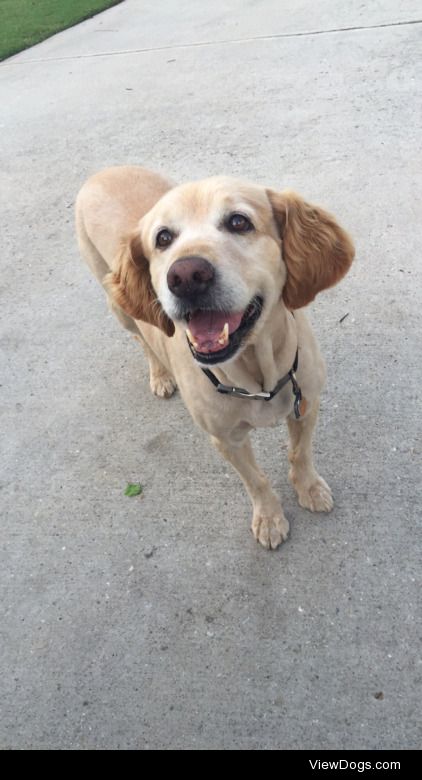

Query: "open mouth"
left=184, top=295, right=263, bottom=365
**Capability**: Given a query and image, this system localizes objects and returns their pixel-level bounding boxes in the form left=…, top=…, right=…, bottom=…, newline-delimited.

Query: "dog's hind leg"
left=133, top=334, right=176, bottom=399
left=287, top=398, right=333, bottom=512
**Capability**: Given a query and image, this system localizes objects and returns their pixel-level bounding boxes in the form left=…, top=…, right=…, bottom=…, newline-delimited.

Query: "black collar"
left=200, top=348, right=303, bottom=418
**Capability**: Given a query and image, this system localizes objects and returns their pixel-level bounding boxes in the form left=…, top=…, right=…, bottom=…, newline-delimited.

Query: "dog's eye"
left=156, top=228, right=174, bottom=249
left=226, top=213, right=254, bottom=233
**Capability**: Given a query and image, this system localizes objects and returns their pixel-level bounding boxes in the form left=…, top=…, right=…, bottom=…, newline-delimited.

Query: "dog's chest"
left=237, top=385, right=294, bottom=428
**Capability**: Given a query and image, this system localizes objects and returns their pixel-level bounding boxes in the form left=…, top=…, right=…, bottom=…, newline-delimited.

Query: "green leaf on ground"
left=124, top=483, right=143, bottom=497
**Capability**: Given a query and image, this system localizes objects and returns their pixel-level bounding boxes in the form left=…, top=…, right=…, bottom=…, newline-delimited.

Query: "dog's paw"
left=150, top=372, right=177, bottom=399
left=251, top=510, right=289, bottom=550
left=292, top=473, right=334, bottom=513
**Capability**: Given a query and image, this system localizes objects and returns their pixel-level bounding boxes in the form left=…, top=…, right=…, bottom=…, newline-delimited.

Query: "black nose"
left=167, top=256, right=215, bottom=299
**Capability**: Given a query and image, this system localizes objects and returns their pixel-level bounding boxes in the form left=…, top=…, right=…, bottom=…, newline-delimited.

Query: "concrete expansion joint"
left=2, top=17, right=422, bottom=67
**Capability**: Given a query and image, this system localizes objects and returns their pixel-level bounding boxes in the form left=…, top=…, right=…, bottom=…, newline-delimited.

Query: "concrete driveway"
left=1, top=0, right=420, bottom=750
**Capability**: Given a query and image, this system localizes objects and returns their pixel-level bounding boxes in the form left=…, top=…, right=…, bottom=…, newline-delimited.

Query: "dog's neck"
left=212, top=305, right=297, bottom=394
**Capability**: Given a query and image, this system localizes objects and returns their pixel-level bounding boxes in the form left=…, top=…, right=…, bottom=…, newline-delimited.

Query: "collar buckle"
left=216, top=384, right=271, bottom=400
left=236, top=389, right=272, bottom=400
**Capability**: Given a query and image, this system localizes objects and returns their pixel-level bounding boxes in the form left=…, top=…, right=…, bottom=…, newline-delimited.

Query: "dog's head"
left=106, top=177, right=354, bottom=365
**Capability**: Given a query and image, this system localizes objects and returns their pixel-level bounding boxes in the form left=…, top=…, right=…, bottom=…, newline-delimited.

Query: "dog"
left=75, top=165, right=354, bottom=549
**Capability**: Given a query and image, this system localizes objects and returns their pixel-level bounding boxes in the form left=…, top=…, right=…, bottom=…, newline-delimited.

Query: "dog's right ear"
left=105, top=231, right=175, bottom=337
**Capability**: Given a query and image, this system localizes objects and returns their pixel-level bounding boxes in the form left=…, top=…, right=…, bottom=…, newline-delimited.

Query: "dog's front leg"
left=211, top=433, right=289, bottom=550
left=287, top=398, right=334, bottom=512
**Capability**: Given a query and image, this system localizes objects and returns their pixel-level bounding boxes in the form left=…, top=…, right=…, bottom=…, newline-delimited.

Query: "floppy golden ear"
left=105, top=231, right=175, bottom=337
left=267, top=189, right=355, bottom=310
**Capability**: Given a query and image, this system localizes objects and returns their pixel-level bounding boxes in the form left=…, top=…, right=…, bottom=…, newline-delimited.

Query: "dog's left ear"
left=105, top=230, right=175, bottom=337
left=267, top=189, right=355, bottom=310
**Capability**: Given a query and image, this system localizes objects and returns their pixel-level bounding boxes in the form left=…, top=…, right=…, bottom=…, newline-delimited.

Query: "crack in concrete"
left=2, top=18, right=421, bottom=67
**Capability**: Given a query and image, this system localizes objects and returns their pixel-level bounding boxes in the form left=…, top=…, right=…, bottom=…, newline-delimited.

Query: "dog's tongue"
left=188, top=309, right=243, bottom=353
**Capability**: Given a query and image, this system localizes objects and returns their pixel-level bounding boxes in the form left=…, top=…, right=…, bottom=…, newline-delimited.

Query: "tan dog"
left=76, top=165, right=354, bottom=549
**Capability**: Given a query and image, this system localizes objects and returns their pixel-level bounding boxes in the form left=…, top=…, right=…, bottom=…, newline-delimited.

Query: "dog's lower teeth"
left=186, top=327, right=198, bottom=349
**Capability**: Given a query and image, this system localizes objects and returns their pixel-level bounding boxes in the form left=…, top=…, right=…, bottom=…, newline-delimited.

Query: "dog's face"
left=141, top=177, right=285, bottom=365
left=106, top=177, right=354, bottom=365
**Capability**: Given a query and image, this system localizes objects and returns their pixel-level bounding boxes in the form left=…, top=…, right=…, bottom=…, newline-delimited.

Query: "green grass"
left=0, top=0, right=123, bottom=61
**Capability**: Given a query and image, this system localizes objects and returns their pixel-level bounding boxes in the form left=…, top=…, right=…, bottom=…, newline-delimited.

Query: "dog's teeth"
left=186, top=327, right=199, bottom=349
left=217, top=322, right=229, bottom=346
